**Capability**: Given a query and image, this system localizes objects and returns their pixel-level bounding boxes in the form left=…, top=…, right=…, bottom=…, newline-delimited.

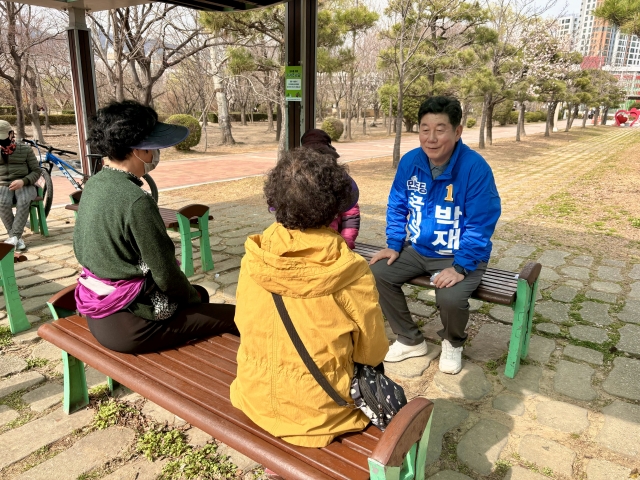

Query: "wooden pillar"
left=67, top=8, right=98, bottom=176
left=285, top=0, right=317, bottom=150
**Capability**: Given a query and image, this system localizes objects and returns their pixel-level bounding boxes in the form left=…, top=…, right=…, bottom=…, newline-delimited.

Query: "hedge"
left=166, top=114, right=201, bottom=151
left=524, top=111, right=547, bottom=123
left=162, top=112, right=270, bottom=124
left=0, top=106, right=16, bottom=115
left=0, top=114, right=76, bottom=126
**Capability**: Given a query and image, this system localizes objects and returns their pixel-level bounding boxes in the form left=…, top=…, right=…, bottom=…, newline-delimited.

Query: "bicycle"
left=23, top=139, right=158, bottom=216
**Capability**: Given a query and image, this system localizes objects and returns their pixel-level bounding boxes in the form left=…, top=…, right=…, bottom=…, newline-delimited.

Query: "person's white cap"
left=0, top=120, right=11, bottom=140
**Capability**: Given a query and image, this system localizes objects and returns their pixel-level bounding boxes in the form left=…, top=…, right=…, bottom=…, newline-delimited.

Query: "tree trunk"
left=387, top=97, right=392, bottom=136
left=211, top=48, right=235, bottom=145
left=486, top=101, right=495, bottom=146
left=362, top=111, right=367, bottom=135
left=570, top=105, right=579, bottom=129
left=549, top=102, right=557, bottom=130
left=516, top=102, right=524, bottom=142
left=12, top=81, right=27, bottom=141
left=276, top=103, right=282, bottom=142
left=392, top=80, right=404, bottom=169
left=277, top=99, right=286, bottom=161
left=601, top=106, right=609, bottom=125
left=593, top=107, right=600, bottom=126
left=545, top=104, right=553, bottom=137
left=478, top=95, right=488, bottom=149
left=240, top=103, right=247, bottom=126
left=25, top=68, right=44, bottom=143
left=461, top=102, right=470, bottom=129
left=582, top=106, right=588, bottom=128
left=266, top=102, right=274, bottom=133
left=565, top=103, right=573, bottom=132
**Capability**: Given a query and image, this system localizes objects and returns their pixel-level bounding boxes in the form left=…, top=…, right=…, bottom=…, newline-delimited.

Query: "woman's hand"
left=9, top=180, right=24, bottom=191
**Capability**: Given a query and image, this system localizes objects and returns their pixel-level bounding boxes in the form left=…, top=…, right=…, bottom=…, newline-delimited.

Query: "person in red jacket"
left=301, top=129, right=360, bottom=248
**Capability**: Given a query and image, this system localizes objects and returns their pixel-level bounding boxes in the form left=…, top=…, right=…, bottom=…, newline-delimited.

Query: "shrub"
left=321, top=117, right=344, bottom=141
left=0, top=106, right=16, bottom=115
left=509, top=111, right=519, bottom=124
left=524, top=111, right=547, bottom=123
left=466, top=118, right=476, bottom=128
left=165, top=114, right=201, bottom=151
left=61, top=109, right=75, bottom=115
left=0, top=114, right=75, bottom=126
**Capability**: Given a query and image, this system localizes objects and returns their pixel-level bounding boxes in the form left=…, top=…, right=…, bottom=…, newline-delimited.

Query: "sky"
left=539, top=0, right=582, bottom=18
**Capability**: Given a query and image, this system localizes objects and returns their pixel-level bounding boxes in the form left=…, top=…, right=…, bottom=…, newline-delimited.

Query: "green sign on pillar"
left=285, top=66, right=302, bottom=102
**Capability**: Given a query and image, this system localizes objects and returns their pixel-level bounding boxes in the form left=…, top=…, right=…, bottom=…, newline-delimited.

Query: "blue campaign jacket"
left=386, top=140, right=501, bottom=272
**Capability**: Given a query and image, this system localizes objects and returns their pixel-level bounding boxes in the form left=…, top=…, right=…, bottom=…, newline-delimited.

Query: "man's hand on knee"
left=433, top=267, right=464, bottom=288
left=369, top=248, right=400, bottom=266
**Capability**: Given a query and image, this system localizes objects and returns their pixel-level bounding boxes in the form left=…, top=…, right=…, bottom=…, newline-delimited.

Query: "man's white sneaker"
left=384, top=340, right=428, bottom=363
left=439, top=339, right=463, bottom=374
left=3, top=236, right=17, bottom=247
left=16, top=238, right=25, bottom=251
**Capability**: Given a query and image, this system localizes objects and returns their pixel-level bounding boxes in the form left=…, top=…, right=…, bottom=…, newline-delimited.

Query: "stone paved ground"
left=0, top=126, right=639, bottom=479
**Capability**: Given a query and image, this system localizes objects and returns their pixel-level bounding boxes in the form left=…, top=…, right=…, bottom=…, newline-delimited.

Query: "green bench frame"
left=0, top=244, right=31, bottom=334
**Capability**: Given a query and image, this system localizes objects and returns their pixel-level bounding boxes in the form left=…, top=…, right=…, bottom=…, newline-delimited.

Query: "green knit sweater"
left=0, top=143, right=41, bottom=187
left=73, top=167, right=200, bottom=320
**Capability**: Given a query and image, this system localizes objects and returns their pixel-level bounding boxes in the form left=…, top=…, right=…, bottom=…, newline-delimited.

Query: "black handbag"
left=272, top=293, right=407, bottom=431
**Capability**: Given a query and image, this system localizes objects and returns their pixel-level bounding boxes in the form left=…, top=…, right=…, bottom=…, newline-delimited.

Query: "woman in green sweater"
left=74, top=100, right=238, bottom=353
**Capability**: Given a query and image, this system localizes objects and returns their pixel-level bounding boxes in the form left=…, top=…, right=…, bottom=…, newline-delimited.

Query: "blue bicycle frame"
left=29, top=140, right=86, bottom=191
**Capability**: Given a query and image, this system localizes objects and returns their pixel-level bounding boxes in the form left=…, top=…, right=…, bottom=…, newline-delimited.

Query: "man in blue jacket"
left=370, top=96, right=501, bottom=374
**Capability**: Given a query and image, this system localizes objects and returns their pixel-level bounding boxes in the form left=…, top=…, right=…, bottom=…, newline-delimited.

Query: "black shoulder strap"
left=271, top=292, right=348, bottom=407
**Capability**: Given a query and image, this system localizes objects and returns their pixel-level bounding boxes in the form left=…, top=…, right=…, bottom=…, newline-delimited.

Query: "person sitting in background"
left=73, top=100, right=238, bottom=354
left=301, top=129, right=361, bottom=248
left=0, top=120, right=42, bottom=251
left=231, top=147, right=388, bottom=448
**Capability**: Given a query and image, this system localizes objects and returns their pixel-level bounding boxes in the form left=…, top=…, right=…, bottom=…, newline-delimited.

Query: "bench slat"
left=43, top=317, right=372, bottom=480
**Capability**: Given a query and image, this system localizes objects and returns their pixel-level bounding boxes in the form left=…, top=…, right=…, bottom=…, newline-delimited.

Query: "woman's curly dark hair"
left=265, top=148, right=352, bottom=230
left=87, top=100, right=157, bottom=161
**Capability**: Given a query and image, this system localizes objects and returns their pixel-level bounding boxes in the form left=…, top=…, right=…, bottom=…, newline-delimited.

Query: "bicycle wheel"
left=41, top=170, right=54, bottom=217
left=142, top=174, right=159, bottom=202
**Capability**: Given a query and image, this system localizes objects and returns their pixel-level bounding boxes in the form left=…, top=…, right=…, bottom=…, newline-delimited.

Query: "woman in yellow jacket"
left=230, top=148, right=389, bottom=448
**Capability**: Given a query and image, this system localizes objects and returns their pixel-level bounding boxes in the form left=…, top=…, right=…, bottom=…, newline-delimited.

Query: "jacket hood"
left=243, top=223, right=369, bottom=298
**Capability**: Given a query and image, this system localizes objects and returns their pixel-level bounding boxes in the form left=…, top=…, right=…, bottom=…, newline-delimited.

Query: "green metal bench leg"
left=29, top=204, right=39, bottom=234
left=368, top=414, right=432, bottom=480
left=504, top=278, right=534, bottom=378
left=520, top=279, right=538, bottom=360
left=107, top=376, right=120, bottom=394
left=62, top=351, right=89, bottom=414
left=35, top=199, right=48, bottom=237
left=176, top=213, right=195, bottom=278
left=0, top=250, right=30, bottom=334
left=198, top=213, right=214, bottom=273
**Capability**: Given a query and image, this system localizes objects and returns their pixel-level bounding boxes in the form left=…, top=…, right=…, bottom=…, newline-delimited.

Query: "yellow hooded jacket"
left=230, top=223, right=389, bottom=447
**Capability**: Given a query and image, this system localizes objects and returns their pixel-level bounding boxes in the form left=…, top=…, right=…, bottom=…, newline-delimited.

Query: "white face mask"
left=134, top=149, right=160, bottom=175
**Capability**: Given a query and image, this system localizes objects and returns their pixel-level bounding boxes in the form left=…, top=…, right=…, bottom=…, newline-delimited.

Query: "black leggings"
left=86, top=302, right=239, bottom=354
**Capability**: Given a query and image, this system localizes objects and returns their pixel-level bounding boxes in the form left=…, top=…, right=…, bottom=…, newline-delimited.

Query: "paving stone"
left=630, top=282, right=640, bottom=299
left=538, top=267, right=560, bottom=281
left=86, top=366, right=108, bottom=388
left=504, top=466, right=549, bottom=480
left=214, top=257, right=242, bottom=273
left=19, top=277, right=77, bottom=299
left=586, top=290, right=617, bottom=303
left=468, top=298, right=483, bottom=312
left=417, top=289, right=436, bottom=303
left=464, top=324, right=511, bottom=362
left=0, top=407, right=94, bottom=469
left=187, top=274, right=204, bottom=283
left=22, top=382, right=63, bottom=412
left=536, top=301, right=570, bottom=324
left=563, top=279, right=584, bottom=288
left=32, top=263, right=63, bottom=274
left=499, top=365, right=542, bottom=396
left=616, top=324, right=640, bottom=356
left=537, top=250, right=569, bottom=268
left=595, top=400, right=640, bottom=458
left=527, top=335, right=555, bottom=364
left=535, top=323, right=560, bottom=335
left=225, top=245, right=246, bottom=255
left=223, top=283, right=237, bottom=301
left=31, top=341, right=62, bottom=362
left=22, top=294, right=54, bottom=313
left=586, top=459, right=632, bottom=480
left=569, top=325, right=609, bottom=345
left=186, top=427, right=213, bottom=447
left=0, top=371, right=45, bottom=398
left=217, top=442, right=260, bottom=472
left=0, top=405, right=19, bottom=427
left=563, top=344, right=603, bottom=365
left=407, top=301, right=435, bottom=318
left=572, top=255, right=594, bottom=267
left=492, top=394, right=524, bottom=416
left=554, top=360, right=596, bottom=401
left=630, top=264, right=640, bottom=280
left=427, top=471, right=473, bottom=480
left=217, top=269, right=240, bottom=285
left=0, top=356, right=27, bottom=377
left=198, top=281, right=220, bottom=297
left=102, top=458, right=168, bottom=480
left=38, top=244, right=74, bottom=257
left=550, top=285, right=577, bottom=302
left=602, top=258, right=625, bottom=267
left=422, top=317, right=445, bottom=342
left=15, top=268, right=77, bottom=287
left=590, top=281, right=622, bottom=294
left=142, top=400, right=186, bottom=426
left=12, top=329, right=40, bottom=345
left=384, top=343, right=441, bottom=378
left=578, top=301, right=613, bottom=326
left=16, top=426, right=136, bottom=480
left=597, top=266, right=623, bottom=282
left=536, top=400, right=589, bottom=433
left=224, top=236, right=247, bottom=246
left=602, top=357, right=640, bottom=400
left=496, top=257, right=523, bottom=271
left=425, top=399, right=469, bottom=465
left=617, top=300, right=640, bottom=324
left=503, top=244, right=536, bottom=257
left=434, top=361, right=492, bottom=401
left=489, top=305, right=513, bottom=324
left=14, top=259, right=47, bottom=271
left=402, top=285, right=414, bottom=296
left=518, top=435, right=576, bottom=478
left=457, top=419, right=509, bottom=475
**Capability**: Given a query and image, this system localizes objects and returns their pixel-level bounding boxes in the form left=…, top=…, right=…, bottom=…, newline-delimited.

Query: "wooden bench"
left=353, top=243, right=542, bottom=379
left=40, top=285, right=435, bottom=480
left=0, top=243, right=31, bottom=334
left=66, top=191, right=214, bottom=277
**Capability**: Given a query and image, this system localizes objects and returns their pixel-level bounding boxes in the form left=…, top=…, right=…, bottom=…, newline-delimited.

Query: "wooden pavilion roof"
left=15, top=0, right=282, bottom=12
